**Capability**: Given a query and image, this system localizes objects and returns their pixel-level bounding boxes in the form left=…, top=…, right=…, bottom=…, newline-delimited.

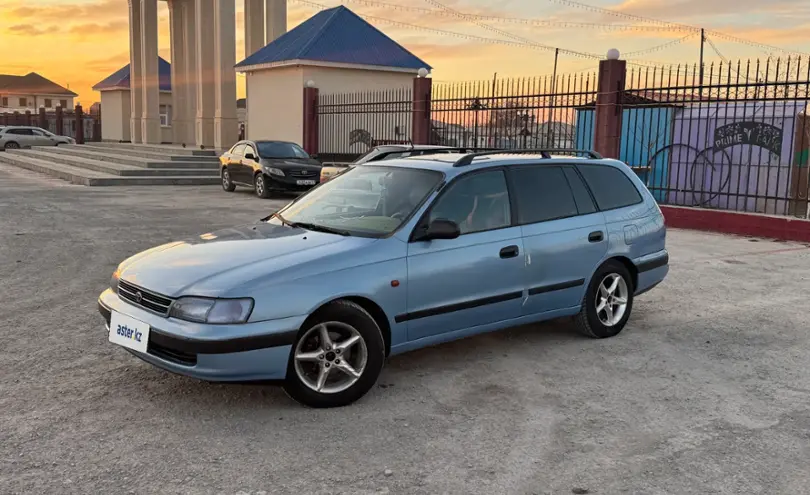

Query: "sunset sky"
left=1, top=0, right=808, bottom=105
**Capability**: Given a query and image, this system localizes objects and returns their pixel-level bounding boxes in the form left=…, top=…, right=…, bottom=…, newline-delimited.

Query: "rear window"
left=577, top=164, right=643, bottom=211
left=510, top=166, right=578, bottom=224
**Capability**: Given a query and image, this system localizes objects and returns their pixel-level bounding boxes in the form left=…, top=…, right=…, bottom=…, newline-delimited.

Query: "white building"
left=0, top=72, right=77, bottom=113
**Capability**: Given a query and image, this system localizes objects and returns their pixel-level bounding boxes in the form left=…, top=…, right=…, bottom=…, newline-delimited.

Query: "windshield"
left=257, top=141, right=310, bottom=159
left=271, top=165, right=443, bottom=237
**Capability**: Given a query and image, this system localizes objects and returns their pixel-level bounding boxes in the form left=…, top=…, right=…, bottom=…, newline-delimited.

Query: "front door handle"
left=499, top=245, right=520, bottom=259
left=588, top=231, right=604, bottom=243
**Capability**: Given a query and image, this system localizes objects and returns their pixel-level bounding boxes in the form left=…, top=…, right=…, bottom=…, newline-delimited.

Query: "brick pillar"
left=75, top=104, right=85, bottom=144
left=302, top=84, right=319, bottom=156
left=93, top=106, right=102, bottom=142
left=594, top=50, right=626, bottom=159
left=55, top=105, right=64, bottom=136
left=12, top=111, right=21, bottom=126
left=38, top=107, right=47, bottom=129
left=412, top=72, right=432, bottom=145
left=25, top=110, right=32, bottom=126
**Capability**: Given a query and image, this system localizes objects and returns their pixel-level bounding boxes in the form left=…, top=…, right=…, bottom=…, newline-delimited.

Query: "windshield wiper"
left=288, top=222, right=351, bottom=236
left=267, top=212, right=293, bottom=226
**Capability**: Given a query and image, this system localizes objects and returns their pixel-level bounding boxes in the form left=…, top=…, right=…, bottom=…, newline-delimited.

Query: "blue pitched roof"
left=93, top=57, right=172, bottom=92
left=236, top=6, right=431, bottom=71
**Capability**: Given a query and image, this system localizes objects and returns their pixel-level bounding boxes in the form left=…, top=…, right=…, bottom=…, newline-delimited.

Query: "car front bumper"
left=265, top=173, right=320, bottom=192
left=98, top=289, right=306, bottom=382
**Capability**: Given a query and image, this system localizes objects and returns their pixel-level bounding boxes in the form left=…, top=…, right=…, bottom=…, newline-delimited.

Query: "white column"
left=168, top=0, right=186, bottom=145
left=245, top=0, right=265, bottom=58
left=195, top=0, right=216, bottom=148
left=181, top=0, right=197, bottom=146
left=140, top=0, right=161, bottom=144
left=128, top=0, right=143, bottom=143
left=265, top=0, right=287, bottom=45
left=214, top=1, right=239, bottom=150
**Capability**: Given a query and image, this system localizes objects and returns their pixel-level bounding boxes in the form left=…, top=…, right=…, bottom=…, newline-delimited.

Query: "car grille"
left=289, top=170, right=317, bottom=177
left=148, top=341, right=197, bottom=366
left=118, top=280, right=174, bottom=316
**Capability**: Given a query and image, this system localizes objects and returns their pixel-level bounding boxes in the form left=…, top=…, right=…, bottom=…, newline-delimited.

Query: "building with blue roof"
left=93, top=57, right=246, bottom=144
left=236, top=5, right=431, bottom=145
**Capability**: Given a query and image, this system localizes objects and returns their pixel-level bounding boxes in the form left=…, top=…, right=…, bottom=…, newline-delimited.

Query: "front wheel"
left=575, top=260, right=634, bottom=339
left=254, top=173, right=271, bottom=199
left=284, top=300, right=385, bottom=408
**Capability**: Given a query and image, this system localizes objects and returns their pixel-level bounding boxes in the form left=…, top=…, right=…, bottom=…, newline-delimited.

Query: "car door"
left=507, top=164, right=608, bottom=316
left=404, top=169, right=525, bottom=342
left=227, top=143, right=246, bottom=183
left=31, top=129, right=54, bottom=146
left=7, top=128, right=33, bottom=147
left=241, top=143, right=260, bottom=183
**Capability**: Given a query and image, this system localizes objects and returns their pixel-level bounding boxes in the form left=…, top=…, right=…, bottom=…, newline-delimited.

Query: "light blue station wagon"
left=98, top=150, right=669, bottom=408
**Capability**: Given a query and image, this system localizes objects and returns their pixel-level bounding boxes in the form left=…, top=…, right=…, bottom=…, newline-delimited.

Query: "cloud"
left=7, top=0, right=125, bottom=21
left=8, top=24, right=60, bottom=36
left=612, top=0, right=809, bottom=19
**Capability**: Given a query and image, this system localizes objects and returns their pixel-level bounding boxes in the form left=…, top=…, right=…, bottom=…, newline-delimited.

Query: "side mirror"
left=244, top=153, right=256, bottom=161
left=414, top=218, right=460, bottom=242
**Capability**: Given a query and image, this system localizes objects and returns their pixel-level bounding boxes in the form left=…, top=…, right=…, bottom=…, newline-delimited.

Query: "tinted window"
left=430, top=170, right=511, bottom=234
left=510, top=166, right=578, bottom=224
left=256, top=141, right=309, bottom=159
left=577, top=165, right=643, bottom=210
left=9, top=129, right=33, bottom=135
left=243, top=145, right=257, bottom=158
left=563, top=167, right=597, bottom=215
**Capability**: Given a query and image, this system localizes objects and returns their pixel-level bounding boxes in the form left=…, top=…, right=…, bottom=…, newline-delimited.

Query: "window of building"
left=44, top=99, right=52, bottom=108
left=1, top=97, right=7, bottom=108
left=19, top=97, right=27, bottom=107
left=60, top=99, right=67, bottom=108
left=577, top=164, right=643, bottom=211
left=510, top=166, right=578, bottom=224
left=429, top=170, right=512, bottom=235
left=159, top=104, right=171, bottom=127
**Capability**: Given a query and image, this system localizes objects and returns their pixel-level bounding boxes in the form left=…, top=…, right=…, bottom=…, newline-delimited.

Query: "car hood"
left=261, top=157, right=321, bottom=169
left=117, top=221, right=376, bottom=298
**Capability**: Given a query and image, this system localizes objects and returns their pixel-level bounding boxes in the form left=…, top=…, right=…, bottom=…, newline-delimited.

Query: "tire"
left=221, top=167, right=236, bottom=192
left=284, top=300, right=385, bottom=408
left=254, top=173, right=271, bottom=199
left=4, top=142, right=20, bottom=150
left=575, top=260, right=634, bottom=339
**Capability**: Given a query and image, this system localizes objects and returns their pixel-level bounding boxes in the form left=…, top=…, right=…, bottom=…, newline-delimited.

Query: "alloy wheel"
left=256, top=175, right=265, bottom=196
left=293, top=322, right=368, bottom=394
left=222, top=169, right=231, bottom=188
left=595, top=273, right=629, bottom=327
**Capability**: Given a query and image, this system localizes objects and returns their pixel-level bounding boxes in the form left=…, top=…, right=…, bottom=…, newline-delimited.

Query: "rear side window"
left=577, top=164, right=643, bottom=211
left=562, top=167, right=597, bottom=215
left=230, top=144, right=246, bottom=156
left=510, top=166, right=578, bottom=224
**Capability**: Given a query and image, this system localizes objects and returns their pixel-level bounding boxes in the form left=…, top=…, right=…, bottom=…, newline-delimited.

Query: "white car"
left=0, top=126, right=76, bottom=150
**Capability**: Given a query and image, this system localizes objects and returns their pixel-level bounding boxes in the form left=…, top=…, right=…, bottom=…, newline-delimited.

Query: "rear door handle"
left=588, top=231, right=604, bottom=243
left=499, top=245, right=520, bottom=259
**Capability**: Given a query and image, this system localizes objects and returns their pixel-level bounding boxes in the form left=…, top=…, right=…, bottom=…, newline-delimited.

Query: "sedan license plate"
left=296, top=179, right=316, bottom=186
left=109, top=310, right=150, bottom=353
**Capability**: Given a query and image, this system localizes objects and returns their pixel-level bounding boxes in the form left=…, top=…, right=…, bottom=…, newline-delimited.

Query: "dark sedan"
left=220, top=140, right=322, bottom=198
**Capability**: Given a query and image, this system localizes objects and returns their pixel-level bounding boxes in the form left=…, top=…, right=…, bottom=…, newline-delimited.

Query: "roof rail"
left=452, top=149, right=603, bottom=167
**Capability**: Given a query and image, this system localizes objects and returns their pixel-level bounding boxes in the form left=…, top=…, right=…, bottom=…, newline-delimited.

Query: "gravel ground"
left=2, top=163, right=810, bottom=495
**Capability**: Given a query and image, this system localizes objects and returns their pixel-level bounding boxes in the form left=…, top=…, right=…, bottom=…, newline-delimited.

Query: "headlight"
left=265, top=167, right=284, bottom=177
left=169, top=297, right=254, bottom=324
left=111, top=269, right=120, bottom=292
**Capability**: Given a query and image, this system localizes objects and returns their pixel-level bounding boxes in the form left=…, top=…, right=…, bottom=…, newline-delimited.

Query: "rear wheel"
left=284, top=300, right=385, bottom=408
left=221, top=167, right=236, bottom=192
left=575, top=260, right=634, bottom=339
left=254, top=173, right=271, bottom=199
left=4, top=142, right=20, bottom=150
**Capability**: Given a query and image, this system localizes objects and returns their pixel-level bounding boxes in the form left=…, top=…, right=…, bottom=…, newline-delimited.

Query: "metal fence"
left=612, top=58, right=810, bottom=218
left=430, top=74, right=597, bottom=151
left=317, top=87, right=413, bottom=163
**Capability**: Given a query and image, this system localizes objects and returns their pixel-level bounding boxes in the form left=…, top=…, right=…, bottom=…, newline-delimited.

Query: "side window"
left=244, top=145, right=257, bottom=159
left=230, top=144, right=246, bottom=156
left=562, top=167, right=597, bottom=215
left=32, top=129, right=47, bottom=137
left=429, top=170, right=511, bottom=235
left=577, top=164, right=643, bottom=211
left=510, top=166, right=578, bottom=224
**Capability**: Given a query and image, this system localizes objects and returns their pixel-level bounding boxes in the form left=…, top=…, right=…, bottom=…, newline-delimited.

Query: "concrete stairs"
left=0, top=143, right=222, bottom=186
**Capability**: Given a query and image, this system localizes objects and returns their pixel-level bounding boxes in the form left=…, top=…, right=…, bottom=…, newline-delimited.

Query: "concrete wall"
left=245, top=66, right=304, bottom=144
left=100, top=90, right=130, bottom=142
left=301, top=66, right=414, bottom=93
